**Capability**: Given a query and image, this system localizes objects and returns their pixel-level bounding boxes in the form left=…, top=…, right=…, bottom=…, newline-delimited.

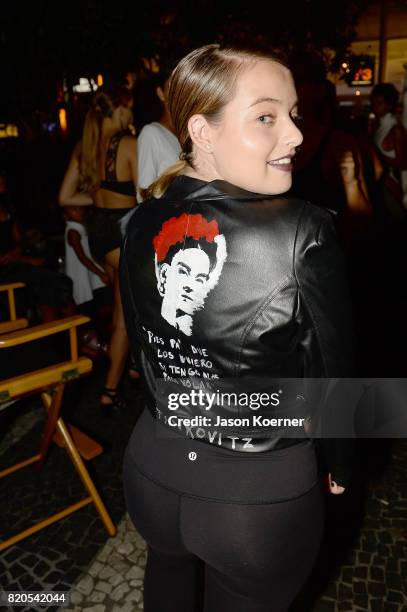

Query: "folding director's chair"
left=0, top=311, right=116, bottom=551
left=0, top=282, right=28, bottom=334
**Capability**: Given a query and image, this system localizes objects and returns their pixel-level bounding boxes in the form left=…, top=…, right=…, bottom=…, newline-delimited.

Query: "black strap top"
left=99, top=131, right=136, bottom=196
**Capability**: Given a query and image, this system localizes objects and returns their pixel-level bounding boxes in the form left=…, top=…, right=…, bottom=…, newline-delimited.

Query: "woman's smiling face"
left=210, top=60, right=303, bottom=195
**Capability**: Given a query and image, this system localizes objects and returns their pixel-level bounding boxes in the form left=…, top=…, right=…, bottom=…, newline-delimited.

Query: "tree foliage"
left=0, top=0, right=373, bottom=114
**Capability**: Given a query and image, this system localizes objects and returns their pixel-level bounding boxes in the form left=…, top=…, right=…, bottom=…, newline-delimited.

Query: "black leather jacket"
left=121, top=176, right=354, bottom=486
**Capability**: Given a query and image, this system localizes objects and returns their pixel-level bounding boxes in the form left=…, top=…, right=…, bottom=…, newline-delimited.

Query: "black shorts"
left=86, top=206, right=134, bottom=262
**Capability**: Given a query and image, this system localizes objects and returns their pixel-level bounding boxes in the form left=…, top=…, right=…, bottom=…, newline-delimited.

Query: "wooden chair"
left=0, top=315, right=116, bottom=551
left=0, top=282, right=28, bottom=334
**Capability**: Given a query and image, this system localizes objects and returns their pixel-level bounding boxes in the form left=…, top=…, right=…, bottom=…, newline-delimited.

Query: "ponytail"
left=80, top=108, right=103, bottom=193
left=140, top=159, right=188, bottom=200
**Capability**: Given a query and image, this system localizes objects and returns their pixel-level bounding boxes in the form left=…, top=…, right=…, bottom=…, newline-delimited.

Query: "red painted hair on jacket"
left=153, top=213, right=219, bottom=263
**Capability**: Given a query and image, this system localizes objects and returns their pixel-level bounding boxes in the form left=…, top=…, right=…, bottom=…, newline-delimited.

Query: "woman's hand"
left=0, top=252, right=13, bottom=265
left=338, top=149, right=372, bottom=217
left=327, top=473, right=345, bottom=495
left=0, top=248, right=22, bottom=265
left=98, top=271, right=111, bottom=285
left=339, top=150, right=357, bottom=185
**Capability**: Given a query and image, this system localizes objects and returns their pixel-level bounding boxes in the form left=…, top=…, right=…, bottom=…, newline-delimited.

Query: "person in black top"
left=59, top=85, right=139, bottom=409
left=120, top=45, right=353, bottom=612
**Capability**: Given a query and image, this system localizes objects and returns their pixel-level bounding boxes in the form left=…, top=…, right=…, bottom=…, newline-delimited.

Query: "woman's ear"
left=187, top=114, right=214, bottom=155
left=157, top=263, right=169, bottom=296
left=156, top=86, right=165, bottom=103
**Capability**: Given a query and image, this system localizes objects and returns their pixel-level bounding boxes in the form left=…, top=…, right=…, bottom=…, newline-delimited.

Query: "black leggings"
left=123, top=453, right=325, bottom=612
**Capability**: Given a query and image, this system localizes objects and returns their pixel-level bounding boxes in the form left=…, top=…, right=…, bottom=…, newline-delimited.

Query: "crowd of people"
left=2, top=57, right=406, bottom=382
left=1, top=45, right=407, bottom=611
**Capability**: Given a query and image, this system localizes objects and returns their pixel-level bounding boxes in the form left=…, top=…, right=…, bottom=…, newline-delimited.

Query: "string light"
left=59, top=108, right=67, bottom=132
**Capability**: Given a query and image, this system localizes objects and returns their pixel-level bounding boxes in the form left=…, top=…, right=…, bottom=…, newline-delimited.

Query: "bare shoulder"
left=67, top=141, right=83, bottom=169
left=73, top=140, right=82, bottom=159
left=121, top=134, right=137, bottom=149
left=119, top=134, right=137, bottom=160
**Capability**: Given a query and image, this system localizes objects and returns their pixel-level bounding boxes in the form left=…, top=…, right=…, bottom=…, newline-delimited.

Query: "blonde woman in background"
left=59, top=85, right=138, bottom=409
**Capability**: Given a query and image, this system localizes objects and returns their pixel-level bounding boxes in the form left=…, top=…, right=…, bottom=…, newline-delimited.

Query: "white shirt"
left=64, top=220, right=105, bottom=305
left=120, top=123, right=181, bottom=232
left=137, top=122, right=181, bottom=196
left=374, top=112, right=407, bottom=207
left=374, top=112, right=398, bottom=161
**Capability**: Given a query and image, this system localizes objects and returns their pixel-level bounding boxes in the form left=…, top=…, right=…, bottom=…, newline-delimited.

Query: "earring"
left=206, top=144, right=212, bottom=152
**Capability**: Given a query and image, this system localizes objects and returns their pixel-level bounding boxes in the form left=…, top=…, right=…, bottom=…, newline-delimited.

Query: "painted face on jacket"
left=161, top=247, right=210, bottom=320
left=210, top=60, right=303, bottom=195
left=153, top=214, right=227, bottom=337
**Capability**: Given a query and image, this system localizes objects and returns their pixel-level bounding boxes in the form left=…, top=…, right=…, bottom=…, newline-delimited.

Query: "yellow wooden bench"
left=0, top=314, right=116, bottom=551
left=0, top=282, right=28, bottom=334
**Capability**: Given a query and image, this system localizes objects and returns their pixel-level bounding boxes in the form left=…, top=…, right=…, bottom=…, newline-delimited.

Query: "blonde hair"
left=144, top=44, right=287, bottom=199
left=80, top=85, right=133, bottom=193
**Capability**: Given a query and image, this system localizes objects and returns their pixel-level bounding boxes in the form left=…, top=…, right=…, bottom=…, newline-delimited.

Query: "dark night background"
left=1, top=1, right=372, bottom=116
left=1, top=5, right=407, bottom=610
left=0, top=0, right=389, bottom=233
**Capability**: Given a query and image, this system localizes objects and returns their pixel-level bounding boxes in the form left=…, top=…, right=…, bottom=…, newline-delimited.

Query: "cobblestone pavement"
left=1, top=370, right=406, bottom=612
left=292, top=439, right=407, bottom=612
left=62, top=514, right=146, bottom=612
left=0, top=401, right=42, bottom=457
left=0, top=368, right=143, bottom=612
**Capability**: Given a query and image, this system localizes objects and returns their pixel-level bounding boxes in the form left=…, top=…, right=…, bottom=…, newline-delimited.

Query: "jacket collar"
left=162, top=175, right=275, bottom=202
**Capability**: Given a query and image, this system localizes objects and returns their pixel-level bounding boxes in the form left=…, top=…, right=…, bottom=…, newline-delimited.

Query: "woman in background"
left=59, top=85, right=138, bottom=409
left=371, top=82, right=407, bottom=220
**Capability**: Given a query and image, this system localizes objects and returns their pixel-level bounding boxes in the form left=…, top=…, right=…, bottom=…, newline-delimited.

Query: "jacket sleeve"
left=294, top=204, right=355, bottom=487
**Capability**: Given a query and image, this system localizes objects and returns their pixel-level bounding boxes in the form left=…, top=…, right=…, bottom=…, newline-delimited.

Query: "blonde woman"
left=59, top=85, right=138, bottom=409
left=121, top=45, right=353, bottom=611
